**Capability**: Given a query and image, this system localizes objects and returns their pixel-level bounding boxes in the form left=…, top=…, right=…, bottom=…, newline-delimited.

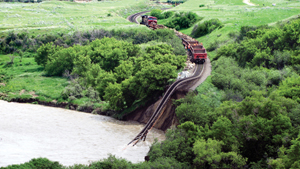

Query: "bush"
left=165, top=12, right=200, bottom=30
left=199, top=4, right=205, bottom=7
left=150, top=9, right=164, bottom=19
left=3, top=158, right=63, bottom=169
left=163, top=11, right=174, bottom=19
left=191, top=19, right=223, bottom=38
left=45, top=47, right=76, bottom=76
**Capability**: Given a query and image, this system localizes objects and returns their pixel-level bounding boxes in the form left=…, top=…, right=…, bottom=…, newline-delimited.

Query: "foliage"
left=165, top=12, right=200, bottom=30
left=38, top=37, right=184, bottom=111
left=1, top=158, right=63, bottom=169
left=2, top=28, right=185, bottom=56
left=150, top=9, right=164, bottom=19
left=175, top=77, right=222, bottom=126
left=191, top=19, right=224, bottom=38
left=148, top=127, right=195, bottom=165
left=215, top=19, right=300, bottom=69
left=150, top=9, right=174, bottom=19
left=269, top=134, right=300, bottom=169
left=278, top=76, right=300, bottom=103
left=211, top=57, right=269, bottom=98
left=193, top=138, right=246, bottom=168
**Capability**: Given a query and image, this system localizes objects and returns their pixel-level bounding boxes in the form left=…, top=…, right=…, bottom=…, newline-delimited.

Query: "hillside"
left=0, top=0, right=169, bottom=36
left=161, top=0, right=300, bottom=57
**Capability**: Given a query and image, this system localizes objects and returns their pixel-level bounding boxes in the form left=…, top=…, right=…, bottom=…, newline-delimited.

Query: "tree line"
left=35, top=34, right=186, bottom=112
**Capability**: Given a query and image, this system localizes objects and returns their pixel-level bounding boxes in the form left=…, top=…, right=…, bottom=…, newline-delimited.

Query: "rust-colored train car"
left=182, top=39, right=207, bottom=64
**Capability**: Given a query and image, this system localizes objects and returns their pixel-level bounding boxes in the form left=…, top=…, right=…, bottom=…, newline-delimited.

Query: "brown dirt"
left=29, top=91, right=38, bottom=98
left=19, top=89, right=26, bottom=95
left=123, top=89, right=188, bottom=131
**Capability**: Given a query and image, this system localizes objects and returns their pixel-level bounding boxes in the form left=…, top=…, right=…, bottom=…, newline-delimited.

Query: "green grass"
left=0, top=55, right=68, bottom=100
left=0, top=0, right=170, bottom=36
left=158, top=0, right=300, bottom=56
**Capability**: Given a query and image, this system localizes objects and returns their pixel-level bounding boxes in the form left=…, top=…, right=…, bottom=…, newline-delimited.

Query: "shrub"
left=165, top=12, right=200, bottom=30
left=199, top=4, right=205, bottom=7
left=45, top=47, right=76, bottom=76
left=191, top=18, right=223, bottom=38
left=163, top=11, right=174, bottom=19
left=3, top=158, right=63, bottom=169
left=150, top=9, right=164, bottom=19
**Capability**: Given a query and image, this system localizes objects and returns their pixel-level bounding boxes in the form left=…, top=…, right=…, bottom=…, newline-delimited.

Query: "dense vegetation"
left=191, top=19, right=223, bottom=38
left=150, top=9, right=200, bottom=31
left=145, top=18, right=300, bottom=168
left=1, top=156, right=186, bottom=169
left=150, top=9, right=174, bottom=20
left=0, top=28, right=186, bottom=114
left=165, top=12, right=200, bottom=31
left=37, top=37, right=185, bottom=111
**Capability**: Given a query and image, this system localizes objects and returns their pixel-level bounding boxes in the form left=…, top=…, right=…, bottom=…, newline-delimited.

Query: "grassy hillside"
left=0, top=0, right=169, bottom=36
left=160, top=0, right=300, bottom=57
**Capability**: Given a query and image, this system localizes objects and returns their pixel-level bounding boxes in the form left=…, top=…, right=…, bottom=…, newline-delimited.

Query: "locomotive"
left=140, top=15, right=165, bottom=29
left=141, top=15, right=157, bottom=27
left=140, top=15, right=207, bottom=64
left=182, top=39, right=207, bottom=64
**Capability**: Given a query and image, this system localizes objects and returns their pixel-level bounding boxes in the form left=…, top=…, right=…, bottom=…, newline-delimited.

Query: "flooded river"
left=0, top=100, right=165, bottom=167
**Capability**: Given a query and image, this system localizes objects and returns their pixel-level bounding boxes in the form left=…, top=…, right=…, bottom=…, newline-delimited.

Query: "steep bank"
left=124, top=60, right=211, bottom=131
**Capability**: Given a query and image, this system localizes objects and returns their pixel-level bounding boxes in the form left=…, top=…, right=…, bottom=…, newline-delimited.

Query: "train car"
left=182, top=39, right=207, bottom=64
left=140, top=15, right=158, bottom=29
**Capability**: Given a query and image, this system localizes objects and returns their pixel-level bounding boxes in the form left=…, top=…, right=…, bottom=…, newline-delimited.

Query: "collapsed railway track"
left=127, top=11, right=206, bottom=146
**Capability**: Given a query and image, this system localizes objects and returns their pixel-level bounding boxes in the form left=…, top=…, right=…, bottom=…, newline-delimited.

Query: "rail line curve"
left=127, top=11, right=206, bottom=146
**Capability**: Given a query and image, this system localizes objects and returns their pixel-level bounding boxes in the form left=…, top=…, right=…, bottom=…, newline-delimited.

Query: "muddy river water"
left=0, top=100, right=165, bottom=167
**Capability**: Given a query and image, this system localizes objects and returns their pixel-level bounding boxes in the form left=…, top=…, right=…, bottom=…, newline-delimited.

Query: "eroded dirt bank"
left=0, top=100, right=165, bottom=167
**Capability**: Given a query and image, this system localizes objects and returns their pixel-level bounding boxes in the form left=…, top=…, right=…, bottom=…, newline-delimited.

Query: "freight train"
left=140, top=15, right=207, bottom=64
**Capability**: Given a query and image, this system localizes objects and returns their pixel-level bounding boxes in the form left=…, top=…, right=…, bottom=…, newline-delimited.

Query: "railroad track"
left=127, top=8, right=170, bottom=24
left=127, top=11, right=205, bottom=146
left=128, top=64, right=204, bottom=146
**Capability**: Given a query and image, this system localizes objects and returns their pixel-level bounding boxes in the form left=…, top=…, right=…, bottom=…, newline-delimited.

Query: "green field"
left=0, top=0, right=169, bottom=36
left=160, top=0, right=300, bottom=54
left=0, top=54, right=68, bottom=100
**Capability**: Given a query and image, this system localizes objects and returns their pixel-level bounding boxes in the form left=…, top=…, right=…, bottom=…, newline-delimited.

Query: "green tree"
left=278, top=76, right=300, bottom=103
left=45, top=47, right=77, bottom=76
left=193, top=138, right=246, bottom=169
left=134, top=62, right=176, bottom=98
left=35, top=42, right=61, bottom=67
left=104, top=82, right=124, bottom=110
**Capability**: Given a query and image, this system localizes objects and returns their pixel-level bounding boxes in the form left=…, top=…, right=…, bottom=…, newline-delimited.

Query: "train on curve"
left=140, top=15, right=207, bottom=64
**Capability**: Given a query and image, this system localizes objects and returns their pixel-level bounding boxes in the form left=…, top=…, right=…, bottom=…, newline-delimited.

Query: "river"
left=0, top=100, right=165, bottom=167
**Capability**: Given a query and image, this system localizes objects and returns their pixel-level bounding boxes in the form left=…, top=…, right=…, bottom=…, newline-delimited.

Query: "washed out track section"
left=128, top=64, right=205, bottom=146
left=127, top=10, right=208, bottom=145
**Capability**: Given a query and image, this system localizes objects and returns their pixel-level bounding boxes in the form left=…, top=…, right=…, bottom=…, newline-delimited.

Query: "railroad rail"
left=127, top=11, right=206, bottom=146
left=128, top=64, right=204, bottom=146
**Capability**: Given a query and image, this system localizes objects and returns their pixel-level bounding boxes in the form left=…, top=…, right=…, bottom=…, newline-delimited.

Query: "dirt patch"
left=0, top=83, right=5, bottom=87
left=29, top=91, right=38, bottom=98
left=19, top=89, right=26, bottom=95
